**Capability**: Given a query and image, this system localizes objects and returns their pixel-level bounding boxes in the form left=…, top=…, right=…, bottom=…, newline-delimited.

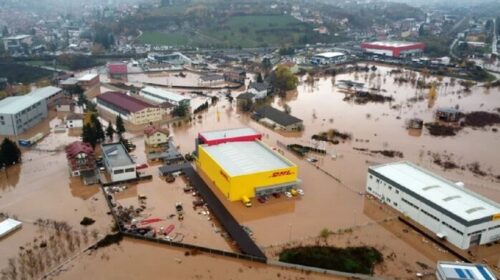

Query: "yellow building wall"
left=197, top=145, right=298, bottom=202
left=129, top=108, right=164, bottom=125
left=197, top=146, right=233, bottom=199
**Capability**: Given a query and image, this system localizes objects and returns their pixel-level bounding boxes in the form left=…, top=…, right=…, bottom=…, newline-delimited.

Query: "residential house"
left=65, top=141, right=96, bottom=177
left=144, top=125, right=170, bottom=147
left=66, top=113, right=83, bottom=128
left=253, top=106, right=303, bottom=131
left=248, top=82, right=271, bottom=99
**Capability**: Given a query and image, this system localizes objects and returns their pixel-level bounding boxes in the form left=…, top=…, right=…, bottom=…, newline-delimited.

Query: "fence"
left=268, top=260, right=386, bottom=280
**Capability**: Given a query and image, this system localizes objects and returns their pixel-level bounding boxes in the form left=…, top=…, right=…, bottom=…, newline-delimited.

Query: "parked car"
left=257, top=196, right=267, bottom=204
left=136, top=163, right=148, bottom=170
left=272, top=193, right=281, bottom=198
left=297, top=189, right=305, bottom=196
left=284, top=191, right=292, bottom=198
left=290, top=189, right=298, bottom=196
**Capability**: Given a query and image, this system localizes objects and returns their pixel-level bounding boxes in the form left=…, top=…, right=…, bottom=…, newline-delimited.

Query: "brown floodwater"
left=1, top=64, right=499, bottom=279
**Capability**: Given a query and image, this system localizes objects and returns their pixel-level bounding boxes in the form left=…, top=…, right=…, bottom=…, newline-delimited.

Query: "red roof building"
left=108, top=63, right=128, bottom=74
left=65, top=141, right=96, bottom=176
left=96, top=92, right=165, bottom=125
left=198, top=127, right=262, bottom=146
left=361, top=41, right=425, bottom=58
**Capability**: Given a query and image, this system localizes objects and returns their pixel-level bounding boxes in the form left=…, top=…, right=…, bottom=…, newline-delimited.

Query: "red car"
left=136, top=163, right=148, bottom=170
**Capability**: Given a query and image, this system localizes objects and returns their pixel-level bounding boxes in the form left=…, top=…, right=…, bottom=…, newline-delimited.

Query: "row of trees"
left=81, top=114, right=125, bottom=147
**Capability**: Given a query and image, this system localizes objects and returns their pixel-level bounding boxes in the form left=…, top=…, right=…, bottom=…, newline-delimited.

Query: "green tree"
left=171, top=102, right=189, bottom=117
left=261, top=58, right=272, bottom=73
left=271, top=65, right=299, bottom=94
left=115, top=115, right=125, bottom=138
left=106, top=123, right=115, bottom=140
left=81, top=123, right=97, bottom=147
left=0, top=138, right=21, bottom=166
left=91, top=115, right=105, bottom=142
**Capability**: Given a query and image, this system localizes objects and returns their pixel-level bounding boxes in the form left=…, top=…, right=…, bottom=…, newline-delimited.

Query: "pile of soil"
left=353, top=148, right=403, bottom=158
left=467, top=162, right=488, bottom=177
left=424, top=123, right=461, bottom=136
left=287, top=144, right=326, bottom=157
left=462, top=111, right=500, bottom=127
left=312, top=129, right=352, bottom=144
left=80, top=217, right=96, bottom=226
left=371, top=150, right=404, bottom=158
left=354, top=93, right=394, bottom=104
left=433, top=158, right=459, bottom=170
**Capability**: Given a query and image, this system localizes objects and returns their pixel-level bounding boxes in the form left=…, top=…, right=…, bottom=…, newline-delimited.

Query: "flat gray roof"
left=0, top=95, right=44, bottom=114
left=370, top=162, right=500, bottom=221
left=0, top=218, right=22, bottom=238
left=199, top=127, right=259, bottom=142
left=28, top=86, right=62, bottom=100
left=141, top=86, right=191, bottom=103
left=101, top=143, right=134, bottom=168
left=201, top=141, right=293, bottom=176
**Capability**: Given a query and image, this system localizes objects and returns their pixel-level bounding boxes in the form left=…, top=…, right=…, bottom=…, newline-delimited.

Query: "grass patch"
left=202, top=15, right=308, bottom=48
left=138, top=31, right=191, bottom=46
left=279, top=245, right=383, bottom=274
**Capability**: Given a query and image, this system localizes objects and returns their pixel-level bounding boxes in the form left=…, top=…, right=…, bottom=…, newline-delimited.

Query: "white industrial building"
left=101, top=143, right=136, bottom=182
left=366, top=162, right=500, bottom=250
left=310, top=52, right=346, bottom=65
left=139, top=86, right=191, bottom=106
left=436, top=261, right=496, bottom=280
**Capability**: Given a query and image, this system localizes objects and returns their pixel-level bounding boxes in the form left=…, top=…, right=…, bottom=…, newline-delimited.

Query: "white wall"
left=110, top=165, right=136, bottom=182
left=366, top=172, right=500, bottom=250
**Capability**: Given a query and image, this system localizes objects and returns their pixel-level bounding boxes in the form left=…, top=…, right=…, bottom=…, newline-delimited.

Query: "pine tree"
left=115, top=115, right=125, bottom=138
left=106, top=123, right=115, bottom=141
left=91, top=115, right=105, bottom=142
left=81, top=123, right=97, bottom=147
left=0, top=138, right=21, bottom=166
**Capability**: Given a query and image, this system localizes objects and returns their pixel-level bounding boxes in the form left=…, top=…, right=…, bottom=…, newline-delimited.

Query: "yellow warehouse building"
left=196, top=140, right=300, bottom=202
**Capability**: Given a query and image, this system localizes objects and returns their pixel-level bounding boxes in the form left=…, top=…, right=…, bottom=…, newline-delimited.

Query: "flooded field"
left=1, top=64, right=499, bottom=279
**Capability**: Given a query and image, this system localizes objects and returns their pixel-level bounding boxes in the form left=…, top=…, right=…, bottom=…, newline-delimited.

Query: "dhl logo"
left=270, top=170, right=294, bottom=178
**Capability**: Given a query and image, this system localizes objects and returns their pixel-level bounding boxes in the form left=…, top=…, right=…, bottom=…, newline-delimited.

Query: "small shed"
left=436, top=108, right=461, bottom=122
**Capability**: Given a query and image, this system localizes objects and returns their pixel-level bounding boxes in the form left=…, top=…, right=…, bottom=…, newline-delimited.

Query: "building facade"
left=311, top=52, right=347, bottom=65
left=101, top=143, right=136, bottom=182
left=361, top=41, right=425, bottom=58
left=96, top=92, right=164, bottom=125
left=144, top=126, right=169, bottom=146
left=0, top=96, right=48, bottom=136
left=77, top=74, right=100, bottom=90
left=196, top=128, right=300, bottom=202
left=366, top=162, right=500, bottom=250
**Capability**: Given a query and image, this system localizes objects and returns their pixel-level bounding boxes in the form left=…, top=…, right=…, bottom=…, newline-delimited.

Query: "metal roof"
left=437, top=261, right=495, bottom=280
left=78, top=73, right=98, bottom=81
left=101, top=143, right=134, bottom=167
left=201, top=141, right=293, bottom=176
left=97, top=91, right=154, bottom=113
left=0, top=218, right=22, bottom=238
left=363, top=41, right=423, bottom=48
left=0, top=95, right=44, bottom=114
left=254, top=106, right=303, bottom=127
left=28, top=86, right=62, bottom=100
left=313, top=52, right=345, bottom=58
left=140, top=87, right=191, bottom=103
left=199, top=127, right=259, bottom=142
left=370, top=162, right=500, bottom=221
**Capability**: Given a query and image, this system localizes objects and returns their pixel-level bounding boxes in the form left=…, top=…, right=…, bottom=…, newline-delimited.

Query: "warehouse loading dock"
left=159, top=163, right=266, bottom=259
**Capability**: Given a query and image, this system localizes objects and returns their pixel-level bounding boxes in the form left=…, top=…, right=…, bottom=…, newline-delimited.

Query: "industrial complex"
left=195, top=128, right=300, bottom=203
left=366, top=162, right=500, bottom=250
left=361, top=41, right=425, bottom=58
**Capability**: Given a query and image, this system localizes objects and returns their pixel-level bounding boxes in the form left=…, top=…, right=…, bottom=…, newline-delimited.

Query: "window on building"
left=393, top=202, right=398, bottom=207
left=125, top=168, right=135, bottom=173
left=113, top=169, right=124, bottom=174
left=395, top=190, right=399, bottom=194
